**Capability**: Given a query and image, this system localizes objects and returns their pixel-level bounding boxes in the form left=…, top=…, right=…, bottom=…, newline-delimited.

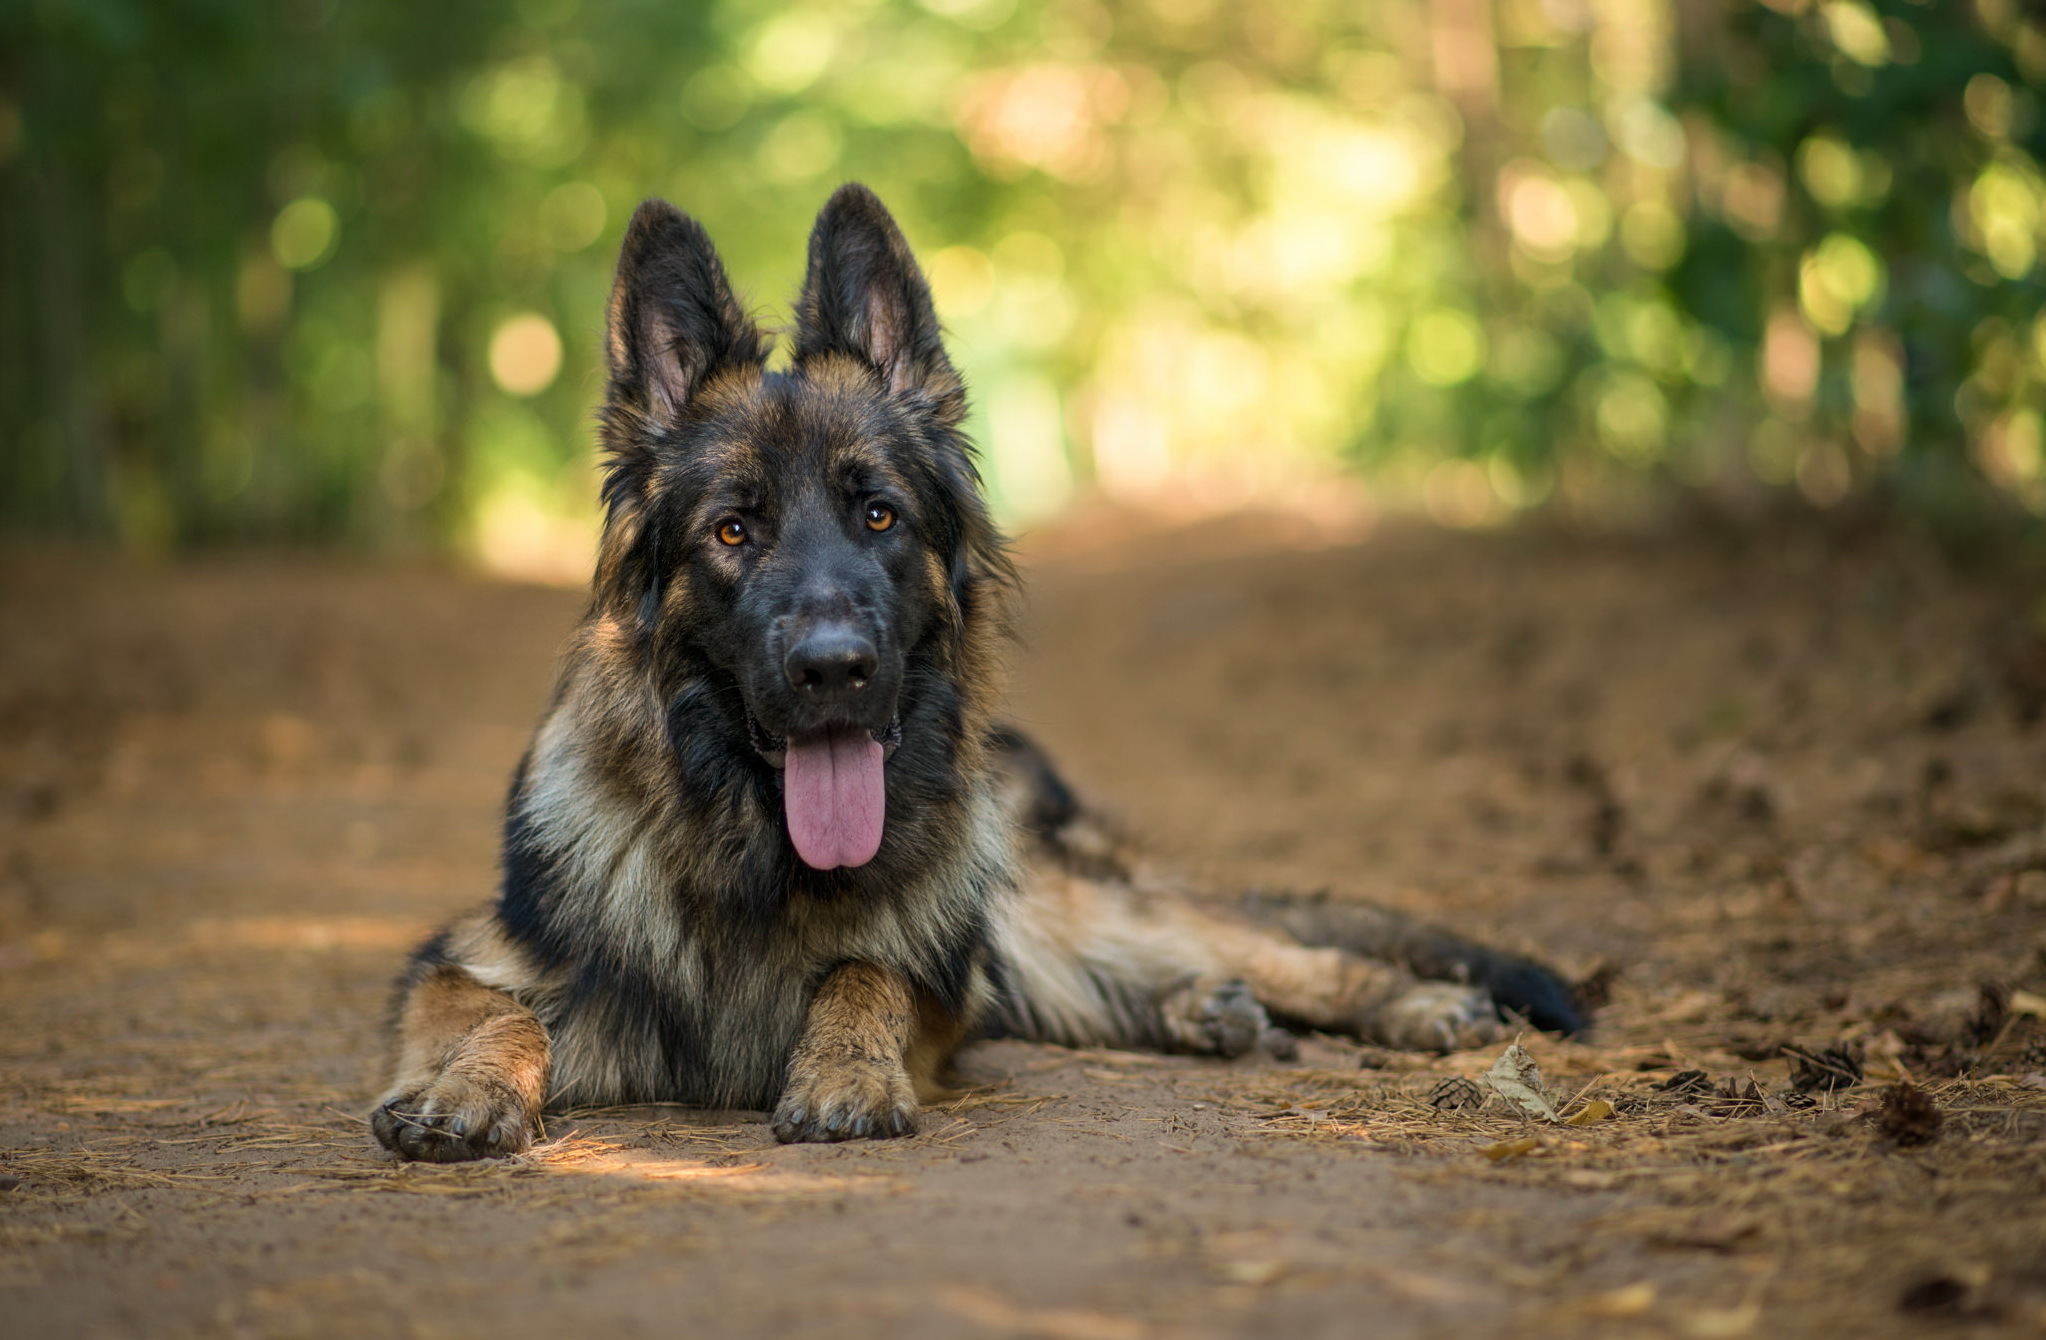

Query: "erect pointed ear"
left=603, top=200, right=766, bottom=433
left=792, top=183, right=964, bottom=423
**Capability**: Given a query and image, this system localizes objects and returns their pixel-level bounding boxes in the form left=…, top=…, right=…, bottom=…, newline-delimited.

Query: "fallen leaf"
left=1581, top=1281, right=1657, bottom=1317
left=1682, top=1302, right=1759, bottom=1338
left=1564, top=1099, right=1615, bottom=1127
left=1215, top=1260, right=1286, bottom=1285
left=1481, top=1137, right=1540, bottom=1162
left=1484, top=1042, right=1560, bottom=1122
left=2010, top=988, right=2046, bottom=1018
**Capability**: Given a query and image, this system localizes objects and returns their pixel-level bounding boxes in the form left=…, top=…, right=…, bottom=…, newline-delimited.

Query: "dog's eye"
left=715, top=519, right=747, bottom=546
left=865, top=503, right=896, bottom=533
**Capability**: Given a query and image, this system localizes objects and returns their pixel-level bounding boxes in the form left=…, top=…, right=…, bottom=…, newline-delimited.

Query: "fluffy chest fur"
left=493, top=655, right=1015, bottom=1109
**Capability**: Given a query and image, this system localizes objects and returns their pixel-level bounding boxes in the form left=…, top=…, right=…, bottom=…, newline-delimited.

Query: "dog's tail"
left=1240, top=888, right=1588, bottom=1037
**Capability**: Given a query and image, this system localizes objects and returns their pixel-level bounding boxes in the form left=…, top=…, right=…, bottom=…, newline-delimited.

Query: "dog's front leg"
left=772, top=962, right=923, bottom=1143
left=370, top=964, right=551, bottom=1162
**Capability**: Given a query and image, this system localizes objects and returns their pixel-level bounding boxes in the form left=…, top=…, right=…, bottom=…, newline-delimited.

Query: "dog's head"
left=592, top=185, right=1013, bottom=873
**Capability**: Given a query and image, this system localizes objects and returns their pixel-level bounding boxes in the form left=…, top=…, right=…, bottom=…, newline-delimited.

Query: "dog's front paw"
left=1366, top=982, right=1500, bottom=1053
left=772, top=1058, right=918, bottom=1143
left=371, top=1072, right=539, bottom=1162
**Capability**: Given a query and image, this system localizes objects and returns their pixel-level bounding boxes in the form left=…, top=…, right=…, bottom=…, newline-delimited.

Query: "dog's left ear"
left=793, top=184, right=964, bottom=424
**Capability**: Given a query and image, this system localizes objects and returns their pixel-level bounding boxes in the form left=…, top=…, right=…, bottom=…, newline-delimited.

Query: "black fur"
left=373, top=185, right=1587, bottom=1162
left=485, top=186, right=1015, bottom=1109
left=1239, top=889, right=1586, bottom=1035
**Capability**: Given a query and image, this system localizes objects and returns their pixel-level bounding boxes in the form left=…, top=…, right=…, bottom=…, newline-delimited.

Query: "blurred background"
left=6, top=0, right=2046, bottom=581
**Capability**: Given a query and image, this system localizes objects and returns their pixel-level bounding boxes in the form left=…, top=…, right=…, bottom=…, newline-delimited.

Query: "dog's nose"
left=784, top=622, right=878, bottom=701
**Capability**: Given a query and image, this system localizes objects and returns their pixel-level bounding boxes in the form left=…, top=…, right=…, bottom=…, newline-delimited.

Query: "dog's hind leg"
left=773, top=962, right=946, bottom=1143
left=1220, top=924, right=1501, bottom=1052
left=996, top=872, right=1500, bottom=1055
left=1239, top=889, right=1585, bottom=1035
left=371, top=943, right=551, bottom=1162
left=989, top=728, right=1546, bottom=1053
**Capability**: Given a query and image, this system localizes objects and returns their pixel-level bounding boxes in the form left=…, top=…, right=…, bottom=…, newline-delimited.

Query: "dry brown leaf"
left=1215, top=1259, right=1287, bottom=1285
left=1564, top=1099, right=1615, bottom=1127
left=1580, top=1281, right=1657, bottom=1317
left=1681, top=1302, right=1759, bottom=1338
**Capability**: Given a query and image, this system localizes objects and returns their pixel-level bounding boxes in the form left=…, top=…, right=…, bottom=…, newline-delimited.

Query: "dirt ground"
left=4, top=512, right=2046, bottom=1339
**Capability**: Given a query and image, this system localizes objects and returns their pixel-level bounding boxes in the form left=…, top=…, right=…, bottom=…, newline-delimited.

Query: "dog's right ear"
left=600, top=200, right=766, bottom=472
left=596, top=202, right=765, bottom=622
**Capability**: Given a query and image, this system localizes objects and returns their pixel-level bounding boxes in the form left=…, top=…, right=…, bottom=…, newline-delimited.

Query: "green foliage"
left=4, top=0, right=2044, bottom=566
left=1672, top=0, right=2046, bottom=520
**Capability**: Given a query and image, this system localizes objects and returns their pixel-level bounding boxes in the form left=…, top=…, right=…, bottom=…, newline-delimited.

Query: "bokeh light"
left=488, top=315, right=564, bottom=399
left=270, top=198, right=338, bottom=271
left=9, top=0, right=2046, bottom=571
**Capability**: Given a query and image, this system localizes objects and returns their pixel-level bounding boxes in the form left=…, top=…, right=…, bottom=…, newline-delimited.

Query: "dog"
left=370, top=184, right=1583, bottom=1160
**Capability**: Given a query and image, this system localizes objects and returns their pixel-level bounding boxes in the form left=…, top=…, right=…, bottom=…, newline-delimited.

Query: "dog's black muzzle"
left=744, top=613, right=903, bottom=768
left=783, top=617, right=878, bottom=704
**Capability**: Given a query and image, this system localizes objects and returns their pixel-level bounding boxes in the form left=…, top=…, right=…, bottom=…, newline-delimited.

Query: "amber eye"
left=865, top=502, right=896, bottom=532
left=716, top=519, right=747, bottom=546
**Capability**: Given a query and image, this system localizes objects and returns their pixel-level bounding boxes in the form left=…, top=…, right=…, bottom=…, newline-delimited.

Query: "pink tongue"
left=783, top=728, right=886, bottom=870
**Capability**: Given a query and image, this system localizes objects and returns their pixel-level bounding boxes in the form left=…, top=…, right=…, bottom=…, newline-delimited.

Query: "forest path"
left=3, top=516, right=2043, bottom=1338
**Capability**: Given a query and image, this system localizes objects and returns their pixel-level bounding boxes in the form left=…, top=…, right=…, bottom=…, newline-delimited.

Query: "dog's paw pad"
left=370, top=1076, right=538, bottom=1162
left=772, top=1061, right=918, bottom=1144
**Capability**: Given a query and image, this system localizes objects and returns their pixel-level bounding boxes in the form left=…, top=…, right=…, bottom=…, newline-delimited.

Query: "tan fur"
left=372, top=964, right=551, bottom=1161
left=771, top=962, right=922, bottom=1141
left=993, top=861, right=1498, bottom=1055
left=370, top=187, right=1539, bottom=1165
left=904, top=987, right=974, bottom=1105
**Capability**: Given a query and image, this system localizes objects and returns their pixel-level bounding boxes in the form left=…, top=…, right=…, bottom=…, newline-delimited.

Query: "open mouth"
left=746, top=711, right=901, bottom=768
left=748, top=711, right=901, bottom=871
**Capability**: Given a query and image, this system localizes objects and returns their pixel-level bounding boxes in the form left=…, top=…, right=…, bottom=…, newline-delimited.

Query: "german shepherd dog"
left=371, top=185, right=1582, bottom=1160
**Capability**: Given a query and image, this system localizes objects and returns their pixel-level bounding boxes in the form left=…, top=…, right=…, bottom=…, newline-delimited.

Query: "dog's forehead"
left=685, top=358, right=910, bottom=490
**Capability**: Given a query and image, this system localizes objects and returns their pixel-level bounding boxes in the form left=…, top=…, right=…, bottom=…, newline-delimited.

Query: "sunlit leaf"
left=1484, top=1042, right=1560, bottom=1122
